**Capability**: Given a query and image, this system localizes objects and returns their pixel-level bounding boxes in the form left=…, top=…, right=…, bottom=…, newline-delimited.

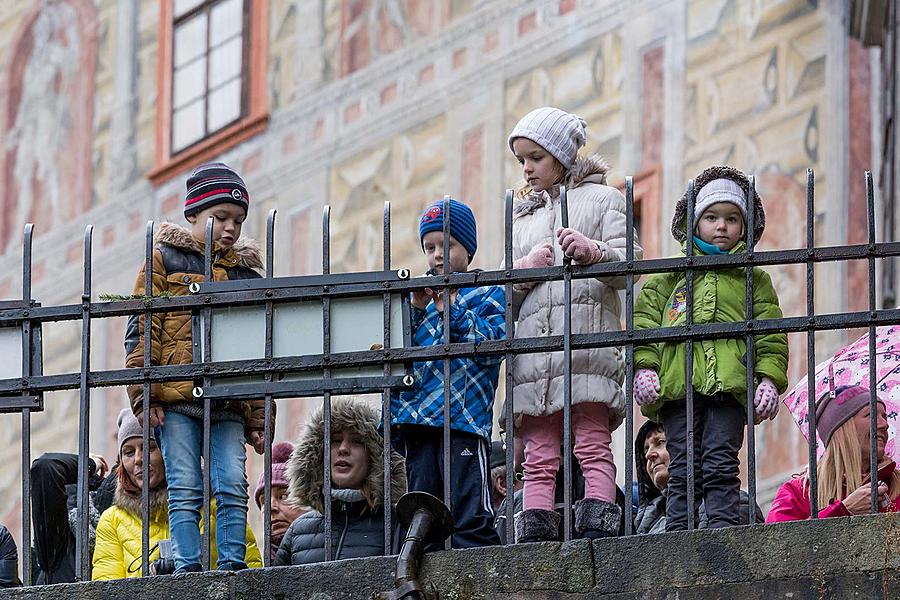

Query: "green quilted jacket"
left=633, top=239, right=789, bottom=422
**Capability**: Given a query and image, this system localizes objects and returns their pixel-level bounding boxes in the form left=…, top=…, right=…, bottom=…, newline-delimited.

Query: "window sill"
left=148, top=112, right=270, bottom=187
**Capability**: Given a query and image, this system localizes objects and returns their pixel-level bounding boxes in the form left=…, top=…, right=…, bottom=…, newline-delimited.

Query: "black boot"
left=515, top=508, right=561, bottom=543
left=574, top=498, right=621, bottom=539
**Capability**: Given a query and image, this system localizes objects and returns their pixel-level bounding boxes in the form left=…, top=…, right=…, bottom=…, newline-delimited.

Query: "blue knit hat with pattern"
left=419, top=198, right=478, bottom=260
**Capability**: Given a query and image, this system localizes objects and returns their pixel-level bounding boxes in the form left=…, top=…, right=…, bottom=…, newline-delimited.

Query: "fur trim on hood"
left=671, top=165, right=766, bottom=245
left=514, top=154, right=611, bottom=218
left=113, top=483, right=168, bottom=521
left=286, top=399, right=407, bottom=514
left=155, top=222, right=264, bottom=272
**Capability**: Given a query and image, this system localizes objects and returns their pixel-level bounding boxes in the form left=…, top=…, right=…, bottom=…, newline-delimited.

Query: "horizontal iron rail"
left=0, top=241, right=897, bottom=326
left=1, top=308, right=898, bottom=395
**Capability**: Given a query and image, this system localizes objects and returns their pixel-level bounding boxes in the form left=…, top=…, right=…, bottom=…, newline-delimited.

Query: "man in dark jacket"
left=0, top=524, right=20, bottom=587
left=634, top=421, right=763, bottom=534
left=275, top=400, right=407, bottom=565
left=30, top=452, right=116, bottom=584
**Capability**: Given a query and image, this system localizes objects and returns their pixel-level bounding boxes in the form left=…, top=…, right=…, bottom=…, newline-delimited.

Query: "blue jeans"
left=156, top=412, right=249, bottom=571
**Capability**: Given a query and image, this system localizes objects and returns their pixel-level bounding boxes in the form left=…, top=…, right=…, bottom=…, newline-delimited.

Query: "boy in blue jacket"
left=391, top=198, right=505, bottom=548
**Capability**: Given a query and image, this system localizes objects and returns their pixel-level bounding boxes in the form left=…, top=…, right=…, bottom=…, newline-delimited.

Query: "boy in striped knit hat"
left=124, top=162, right=272, bottom=573
left=390, top=197, right=506, bottom=549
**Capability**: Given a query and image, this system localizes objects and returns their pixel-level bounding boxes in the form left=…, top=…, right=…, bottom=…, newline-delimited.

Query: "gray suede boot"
left=574, top=498, right=621, bottom=539
left=514, top=508, right=561, bottom=543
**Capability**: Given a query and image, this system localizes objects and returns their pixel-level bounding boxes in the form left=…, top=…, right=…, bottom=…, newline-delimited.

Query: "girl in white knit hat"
left=505, top=106, right=643, bottom=542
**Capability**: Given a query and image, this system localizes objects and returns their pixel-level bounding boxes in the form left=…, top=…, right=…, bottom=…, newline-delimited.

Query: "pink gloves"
left=634, top=369, right=661, bottom=406
left=557, top=228, right=604, bottom=265
left=753, top=377, right=779, bottom=420
left=514, top=243, right=554, bottom=291
left=515, top=242, right=554, bottom=270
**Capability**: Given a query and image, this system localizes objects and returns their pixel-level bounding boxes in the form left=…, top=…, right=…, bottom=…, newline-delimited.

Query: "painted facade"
left=0, top=0, right=885, bottom=549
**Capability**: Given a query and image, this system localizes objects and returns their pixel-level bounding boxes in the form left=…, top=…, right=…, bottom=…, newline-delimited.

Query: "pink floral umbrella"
left=782, top=325, right=900, bottom=461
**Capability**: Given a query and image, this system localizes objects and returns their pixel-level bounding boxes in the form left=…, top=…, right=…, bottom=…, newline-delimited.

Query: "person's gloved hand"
left=513, top=243, right=554, bottom=290
left=633, top=369, right=661, bottom=406
left=753, top=377, right=779, bottom=420
left=556, top=228, right=603, bottom=265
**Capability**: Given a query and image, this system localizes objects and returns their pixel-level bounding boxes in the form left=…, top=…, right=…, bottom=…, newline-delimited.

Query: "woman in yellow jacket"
left=92, top=410, right=261, bottom=580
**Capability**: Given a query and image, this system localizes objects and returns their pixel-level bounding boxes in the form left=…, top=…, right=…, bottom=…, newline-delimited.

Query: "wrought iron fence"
left=1, top=168, right=896, bottom=585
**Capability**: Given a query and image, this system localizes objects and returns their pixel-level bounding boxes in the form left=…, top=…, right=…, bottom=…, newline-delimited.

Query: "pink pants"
left=519, top=402, right=616, bottom=510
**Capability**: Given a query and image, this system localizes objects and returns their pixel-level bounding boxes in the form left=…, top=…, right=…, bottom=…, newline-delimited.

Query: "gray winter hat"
left=694, top=178, right=748, bottom=222
left=508, top=107, right=587, bottom=171
left=117, top=407, right=155, bottom=454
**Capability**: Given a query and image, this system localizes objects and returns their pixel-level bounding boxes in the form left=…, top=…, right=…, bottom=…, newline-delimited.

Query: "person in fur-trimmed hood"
left=275, top=399, right=407, bottom=566
left=92, top=409, right=262, bottom=580
left=633, top=165, right=788, bottom=531
left=505, top=107, right=643, bottom=542
left=123, top=162, right=272, bottom=573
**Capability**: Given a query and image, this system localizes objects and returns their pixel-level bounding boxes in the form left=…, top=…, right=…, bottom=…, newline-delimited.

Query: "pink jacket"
left=766, top=466, right=900, bottom=523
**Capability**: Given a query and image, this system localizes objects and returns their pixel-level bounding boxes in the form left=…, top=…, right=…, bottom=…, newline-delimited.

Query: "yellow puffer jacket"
left=92, top=487, right=262, bottom=580
left=124, top=223, right=271, bottom=434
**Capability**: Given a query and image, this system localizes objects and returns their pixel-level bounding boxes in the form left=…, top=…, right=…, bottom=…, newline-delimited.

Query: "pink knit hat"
left=254, top=441, right=295, bottom=509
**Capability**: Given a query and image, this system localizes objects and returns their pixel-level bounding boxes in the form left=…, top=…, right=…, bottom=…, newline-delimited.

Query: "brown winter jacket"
left=124, top=223, right=270, bottom=433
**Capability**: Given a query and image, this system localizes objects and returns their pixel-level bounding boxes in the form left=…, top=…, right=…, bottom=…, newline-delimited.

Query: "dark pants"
left=392, top=425, right=500, bottom=549
left=659, top=393, right=745, bottom=531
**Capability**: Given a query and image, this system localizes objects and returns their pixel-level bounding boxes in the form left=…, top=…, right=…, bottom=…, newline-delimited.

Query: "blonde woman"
left=767, top=385, right=899, bottom=521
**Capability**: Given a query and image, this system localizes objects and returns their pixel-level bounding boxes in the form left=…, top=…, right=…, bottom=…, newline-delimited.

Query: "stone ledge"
left=0, top=514, right=895, bottom=600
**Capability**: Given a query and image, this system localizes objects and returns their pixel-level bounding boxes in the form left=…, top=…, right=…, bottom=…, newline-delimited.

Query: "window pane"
left=210, top=0, right=243, bottom=47
left=172, top=99, right=206, bottom=152
left=173, top=57, right=207, bottom=109
left=209, top=38, right=242, bottom=88
left=208, top=78, right=242, bottom=132
left=174, top=0, right=205, bottom=18
left=174, top=13, right=208, bottom=67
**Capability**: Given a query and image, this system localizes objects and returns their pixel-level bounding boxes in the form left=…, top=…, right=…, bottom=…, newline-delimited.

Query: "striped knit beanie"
left=419, top=198, right=478, bottom=260
left=184, top=162, right=250, bottom=218
left=508, top=107, right=588, bottom=171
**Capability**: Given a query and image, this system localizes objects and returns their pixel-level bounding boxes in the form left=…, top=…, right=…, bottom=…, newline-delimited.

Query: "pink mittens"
left=634, top=369, right=661, bottom=406
left=515, top=242, right=554, bottom=270
left=753, top=377, right=779, bottom=420
left=556, top=228, right=603, bottom=265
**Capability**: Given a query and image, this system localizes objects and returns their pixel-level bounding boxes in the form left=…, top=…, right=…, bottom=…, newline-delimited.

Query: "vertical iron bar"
left=441, top=195, right=452, bottom=550
left=560, top=185, right=573, bottom=541
left=201, top=217, right=213, bottom=570
left=624, top=177, right=635, bottom=536
left=685, top=181, right=696, bottom=531
left=381, top=201, right=393, bottom=554
left=75, top=226, right=93, bottom=580
left=20, top=224, right=33, bottom=586
left=805, top=170, right=819, bottom=517
left=866, top=171, right=878, bottom=513
left=322, top=206, right=333, bottom=561
left=142, top=221, right=154, bottom=575
left=504, top=190, right=515, bottom=544
left=745, top=175, right=757, bottom=525
left=263, top=209, right=276, bottom=566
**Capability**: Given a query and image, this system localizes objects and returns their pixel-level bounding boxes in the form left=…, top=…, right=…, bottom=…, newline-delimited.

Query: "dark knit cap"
left=815, top=385, right=885, bottom=446
left=184, top=162, right=250, bottom=217
left=490, top=440, right=506, bottom=470
left=254, top=441, right=295, bottom=509
left=418, top=198, right=478, bottom=260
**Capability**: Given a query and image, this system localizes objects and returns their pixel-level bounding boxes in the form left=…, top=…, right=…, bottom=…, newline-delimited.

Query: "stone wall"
left=0, top=514, right=896, bottom=599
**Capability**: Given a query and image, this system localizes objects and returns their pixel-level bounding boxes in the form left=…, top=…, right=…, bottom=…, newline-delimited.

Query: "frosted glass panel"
left=210, top=0, right=243, bottom=46
left=174, top=14, right=208, bottom=67
left=0, top=328, right=22, bottom=380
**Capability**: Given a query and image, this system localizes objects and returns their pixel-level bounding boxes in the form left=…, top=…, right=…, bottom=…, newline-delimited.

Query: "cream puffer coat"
left=504, top=155, right=643, bottom=430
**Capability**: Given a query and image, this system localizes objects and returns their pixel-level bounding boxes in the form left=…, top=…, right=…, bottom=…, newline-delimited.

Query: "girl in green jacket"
left=632, top=166, right=789, bottom=531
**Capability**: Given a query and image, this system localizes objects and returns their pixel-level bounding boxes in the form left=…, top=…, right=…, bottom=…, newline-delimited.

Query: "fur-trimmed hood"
left=113, top=482, right=168, bottom=521
left=514, top=154, right=611, bottom=218
left=155, top=222, right=264, bottom=272
left=286, top=399, right=406, bottom=514
left=671, top=165, right=766, bottom=245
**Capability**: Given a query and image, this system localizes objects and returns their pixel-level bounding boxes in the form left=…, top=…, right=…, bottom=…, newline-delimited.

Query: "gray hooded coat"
left=275, top=400, right=407, bottom=565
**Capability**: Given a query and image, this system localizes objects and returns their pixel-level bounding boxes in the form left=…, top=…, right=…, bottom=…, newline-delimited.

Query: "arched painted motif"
left=1, top=0, right=97, bottom=250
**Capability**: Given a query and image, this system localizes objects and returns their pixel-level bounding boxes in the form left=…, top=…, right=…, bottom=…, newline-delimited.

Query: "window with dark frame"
left=171, top=0, right=248, bottom=154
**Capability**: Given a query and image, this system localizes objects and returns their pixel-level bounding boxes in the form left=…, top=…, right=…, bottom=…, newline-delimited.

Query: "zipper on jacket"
left=334, top=502, right=350, bottom=558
